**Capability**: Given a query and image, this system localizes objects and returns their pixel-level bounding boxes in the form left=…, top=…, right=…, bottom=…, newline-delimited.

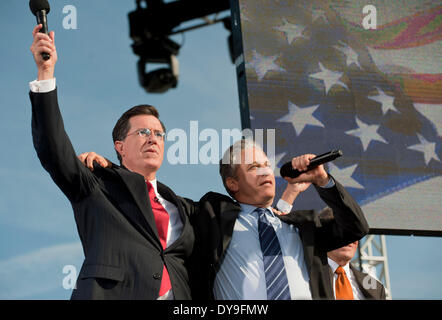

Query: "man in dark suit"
left=327, top=241, right=387, bottom=300
left=186, top=139, right=370, bottom=300
left=29, top=24, right=195, bottom=299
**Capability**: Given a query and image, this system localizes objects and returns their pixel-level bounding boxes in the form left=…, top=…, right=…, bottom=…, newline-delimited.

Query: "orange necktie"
left=335, top=266, right=354, bottom=300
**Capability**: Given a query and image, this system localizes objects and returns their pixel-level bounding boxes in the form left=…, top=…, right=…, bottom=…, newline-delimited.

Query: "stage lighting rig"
left=129, top=0, right=231, bottom=93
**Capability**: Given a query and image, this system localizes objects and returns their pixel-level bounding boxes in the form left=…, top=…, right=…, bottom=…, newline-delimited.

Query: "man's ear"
left=226, top=177, right=239, bottom=194
left=114, top=141, right=124, bottom=159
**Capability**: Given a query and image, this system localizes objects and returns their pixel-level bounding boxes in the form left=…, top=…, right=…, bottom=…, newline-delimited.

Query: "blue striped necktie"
left=256, top=208, right=291, bottom=300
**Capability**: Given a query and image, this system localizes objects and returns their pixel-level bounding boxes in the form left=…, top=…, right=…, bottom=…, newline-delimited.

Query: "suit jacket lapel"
left=157, top=181, right=186, bottom=222
left=114, top=166, right=162, bottom=249
left=278, top=210, right=315, bottom=275
left=350, top=264, right=377, bottom=299
left=156, top=181, right=191, bottom=250
left=217, top=201, right=241, bottom=264
left=299, top=225, right=314, bottom=276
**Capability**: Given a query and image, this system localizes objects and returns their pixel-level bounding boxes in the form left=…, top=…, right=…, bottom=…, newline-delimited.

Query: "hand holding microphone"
left=29, top=0, right=57, bottom=80
left=30, top=0, right=51, bottom=61
left=280, top=150, right=343, bottom=186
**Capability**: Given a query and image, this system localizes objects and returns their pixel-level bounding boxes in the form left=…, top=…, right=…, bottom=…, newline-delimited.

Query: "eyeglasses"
left=126, top=128, right=166, bottom=140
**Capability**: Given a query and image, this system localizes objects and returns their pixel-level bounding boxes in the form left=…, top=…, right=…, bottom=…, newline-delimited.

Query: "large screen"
left=230, top=0, right=442, bottom=235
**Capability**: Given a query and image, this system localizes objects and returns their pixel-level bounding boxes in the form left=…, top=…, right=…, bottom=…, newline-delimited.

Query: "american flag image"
left=236, top=0, right=442, bottom=233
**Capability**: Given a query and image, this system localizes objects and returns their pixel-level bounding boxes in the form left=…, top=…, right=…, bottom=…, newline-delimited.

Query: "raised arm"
left=275, top=154, right=323, bottom=214
left=30, top=25, right=98, bottom=202
left=313, top=178, right=369, bottom=251
left=30, top=24, right=57, bottom=81
left=276, top=154, right=369, bottom=251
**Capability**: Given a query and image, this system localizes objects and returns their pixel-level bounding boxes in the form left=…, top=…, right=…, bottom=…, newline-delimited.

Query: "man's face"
left=327, top=241, right=359, bottom=266
left=115, top=115, right=165, bottom=175
left=228, top=147, right=275, bottom=207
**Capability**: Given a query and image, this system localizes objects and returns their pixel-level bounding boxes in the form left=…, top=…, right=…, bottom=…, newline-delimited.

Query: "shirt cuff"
left=276, top=199, right=293, bottom=213
left=29, top=78, right=56, bottom=93
left=319, top=176, right=335, bottom=189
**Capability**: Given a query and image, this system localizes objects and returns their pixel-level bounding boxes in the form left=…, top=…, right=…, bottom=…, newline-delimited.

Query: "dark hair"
left=112, top=104, right=166, bottom=164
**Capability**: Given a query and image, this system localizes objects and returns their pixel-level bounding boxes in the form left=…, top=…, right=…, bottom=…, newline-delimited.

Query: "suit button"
left=153, top=273, right=162, bottom=280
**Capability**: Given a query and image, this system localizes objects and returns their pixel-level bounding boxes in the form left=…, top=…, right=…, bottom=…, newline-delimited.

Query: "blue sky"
left=0, top=0, right=440, bottom=299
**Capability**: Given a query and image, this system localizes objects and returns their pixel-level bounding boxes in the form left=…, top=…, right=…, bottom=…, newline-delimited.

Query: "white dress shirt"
left=213, top=203, right=312, bottom=300
left=29, top=78, right=56, bottom=92
left=328, top=258, right=365, bottom=300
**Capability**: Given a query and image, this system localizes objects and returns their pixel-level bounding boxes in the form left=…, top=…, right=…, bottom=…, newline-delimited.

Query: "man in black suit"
left=186, top=139, right=370, bottom=300
left=29, top=24, right=195, bottom=299
left=327, top=241, right=387, bottom=300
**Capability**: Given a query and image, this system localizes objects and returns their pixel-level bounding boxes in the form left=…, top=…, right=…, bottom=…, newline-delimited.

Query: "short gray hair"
left=219, top=139, right=263, bottom=197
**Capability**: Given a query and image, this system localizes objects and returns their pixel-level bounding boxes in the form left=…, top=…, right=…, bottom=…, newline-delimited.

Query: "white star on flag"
left=311, top=9, right=328, bottom=22
left=277, top=101, right=324, bottom=136
left=309, top=62, right=349, bottom=94
left=246, top=50, right=285, bottom=81
left=345, top=117, right=388, bottom=152
left=368, top=87, right=399, bottom=115
left=334, top=42, right=361, bottom=68
left=274, top=18, right=306, bottom=44
left=328, top=162, right=364, bottom=189
left=408, top=134, right=440, bottom=165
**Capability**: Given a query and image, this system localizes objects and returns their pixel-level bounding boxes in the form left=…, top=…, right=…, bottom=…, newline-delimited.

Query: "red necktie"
left=335, top=266, right=354, bottom=300
left=146, top=181, right=171, bottom=297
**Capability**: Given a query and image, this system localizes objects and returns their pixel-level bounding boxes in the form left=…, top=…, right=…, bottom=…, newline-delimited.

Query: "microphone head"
left=29, top=0, right=50, bottom=15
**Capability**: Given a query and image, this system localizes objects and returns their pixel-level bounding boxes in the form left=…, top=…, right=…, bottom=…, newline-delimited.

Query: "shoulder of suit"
left=200, top=191, right=234, bottom=203
left=108, top=163, right=130, bottom=175
left=156, top=180, right=168, bottom=190
left=156, top=180, right=180, bottom=198
left=90, top=162, right=120, bottom=180
left=198, top=192, right=242, bottom=215
left=350, top=264, right=385, bottom=288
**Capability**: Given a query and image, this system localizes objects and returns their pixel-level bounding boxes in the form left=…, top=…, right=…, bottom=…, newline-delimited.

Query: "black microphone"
left=280, top=149, right=343, bottom=179
left=29, top=0, right=51, bottom=61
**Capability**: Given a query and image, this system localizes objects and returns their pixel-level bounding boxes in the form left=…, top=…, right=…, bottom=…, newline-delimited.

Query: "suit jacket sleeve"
left=30, top=89, right=99, bottom=202
left=312, top=176, right=369, bottom=252
left=175, top=196, right=209, bottom=299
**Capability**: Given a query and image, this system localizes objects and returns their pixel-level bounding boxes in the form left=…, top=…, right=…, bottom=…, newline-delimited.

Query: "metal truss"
left=354, top=235, right=392, bottom=299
